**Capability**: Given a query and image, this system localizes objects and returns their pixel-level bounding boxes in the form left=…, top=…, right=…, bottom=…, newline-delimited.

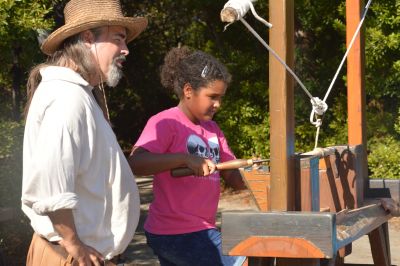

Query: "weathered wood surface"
left=222, top=211, right=336, bottom=258
left=368, top=223, right=391, bottom=266
left=221, top=203, right=391, bottom=259
left=299, top=145, right=364, bottom=213
left=268, top=0, right=295, bottom=212
left=240, top=166, right=270, bottom=212
left=296, top=155, right=320, bottom=212
left=335, top=204, right=390, bottom=248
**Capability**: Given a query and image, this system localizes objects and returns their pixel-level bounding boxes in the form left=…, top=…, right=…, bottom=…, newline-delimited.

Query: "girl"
left=129, top=46, right=246, bottom=266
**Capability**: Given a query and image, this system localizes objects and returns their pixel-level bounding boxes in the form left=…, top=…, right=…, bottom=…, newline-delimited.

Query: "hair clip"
left=201, top=65, right=209, bottom=78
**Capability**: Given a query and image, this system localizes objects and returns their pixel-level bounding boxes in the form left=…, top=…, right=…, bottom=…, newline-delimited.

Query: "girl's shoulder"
left=149, top=107, right=180, bottom=121
left=201, top=119, right=222, bottom=132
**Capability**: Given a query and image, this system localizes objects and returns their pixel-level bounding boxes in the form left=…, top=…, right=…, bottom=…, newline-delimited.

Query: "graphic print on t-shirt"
left=208, top=136, right=220, bottom=164
left=187, top=134, right=220, bottom=164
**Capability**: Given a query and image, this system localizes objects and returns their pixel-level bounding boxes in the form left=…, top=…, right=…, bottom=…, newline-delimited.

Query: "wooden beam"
left=368, top=223, right=391, bottom=266
left=221, top=204, right=391, bottom=259
left=240, top=167, right=270, bottom=212
left=295, top=155, right=320, bottom=211
left=346, top=0, right=366, bottom=146
left=346, top=0, right=368, bottom=202
left=335, top=204, right=391, bottom=249
left=222, top=211, right=336, bottom=258
left=269, top=0, right=295, bottom=211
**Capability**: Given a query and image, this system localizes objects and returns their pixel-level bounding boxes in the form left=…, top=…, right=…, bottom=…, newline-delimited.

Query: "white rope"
left=221, top=0, right=272, bottom=28
left=248, top=1, right=272, bottom=28
left=239, top=18, right=313, bottom=100
left=221, top=1, right=327, bottom=123
left=322, top=0, right=372, bottom=103
left=311, top=0, right=372, bottom=148
left=221, top=0, right=372, bottom=149
left=314, top=125, right=321, bottom=149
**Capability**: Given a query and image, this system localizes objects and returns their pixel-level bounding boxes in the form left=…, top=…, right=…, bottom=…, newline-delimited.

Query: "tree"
left=0, top=0, right=53, bottom=121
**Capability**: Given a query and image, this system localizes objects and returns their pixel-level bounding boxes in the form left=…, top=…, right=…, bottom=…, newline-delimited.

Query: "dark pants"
left=145, top=228, right=246, bottom=266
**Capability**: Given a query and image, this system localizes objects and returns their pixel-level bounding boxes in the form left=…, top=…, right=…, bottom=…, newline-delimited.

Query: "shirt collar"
left=40, top=66, right=93, bottom=90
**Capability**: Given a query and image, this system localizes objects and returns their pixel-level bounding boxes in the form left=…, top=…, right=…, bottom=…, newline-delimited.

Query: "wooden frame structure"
left=221, top=1, right=395, bottom=265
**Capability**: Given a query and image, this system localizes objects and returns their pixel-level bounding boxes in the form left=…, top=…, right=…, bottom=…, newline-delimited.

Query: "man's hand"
left=48, top=209, right=104, bottom=266
left=60, top=238, right=104, bottom=266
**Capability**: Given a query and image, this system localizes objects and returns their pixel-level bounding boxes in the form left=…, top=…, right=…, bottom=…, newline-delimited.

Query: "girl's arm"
left=129, top=146, right=216, bottom=177
left=380, top=198, right=400, bottom=216
left=220, top=169, right=247, bottom=190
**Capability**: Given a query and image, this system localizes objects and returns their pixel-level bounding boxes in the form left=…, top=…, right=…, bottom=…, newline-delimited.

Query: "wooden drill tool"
left=171, top=158, right=269, bottom=177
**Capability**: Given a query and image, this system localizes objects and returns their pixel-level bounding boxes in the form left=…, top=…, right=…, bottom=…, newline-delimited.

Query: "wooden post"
left=269, top=0, right=295, bottom=211
left=346, top=0, right=368, bottom=200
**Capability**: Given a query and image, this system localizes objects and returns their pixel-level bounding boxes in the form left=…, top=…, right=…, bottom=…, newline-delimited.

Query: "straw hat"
left=41, top=0, right=148, bottom=55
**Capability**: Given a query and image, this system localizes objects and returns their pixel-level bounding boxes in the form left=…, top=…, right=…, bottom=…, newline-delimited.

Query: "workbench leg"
left=320, top=253, right=344, bottom=266
left=368, top=222, right=391, bottom=266
left=276, top=258, right=320, bottom=266
left=247, top=257, right=275, bottom=266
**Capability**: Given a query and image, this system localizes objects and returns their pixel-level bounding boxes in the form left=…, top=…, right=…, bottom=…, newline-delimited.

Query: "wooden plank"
left=221, top=211, right=336, bottom=258
left=276, top=257, right=321, bottom=266
left=346, top=0, right=368, bottom=206
left=222, top=203, right=391, bottom=259
left=247, top=257, right=275, bottom=266
left=346, top=0, right=366, bottom=147
left=229, top=236, right=325, bottom=258
left=296, top=155, right=320, bottom=211
left=240, top=167, right=270, bottom=211
left=269, top=0, right=295, bottom=211
left=368, top=223, right=391, bottom=266
left=318, top=145, right=364, bottom=212
left=335, top=204, right=391, bottom=249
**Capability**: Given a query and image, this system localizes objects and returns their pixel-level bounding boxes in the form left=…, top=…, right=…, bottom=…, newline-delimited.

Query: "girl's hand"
left=380, top=198, right=400, bottom=216
left=185, top=155, right=216, bottom=176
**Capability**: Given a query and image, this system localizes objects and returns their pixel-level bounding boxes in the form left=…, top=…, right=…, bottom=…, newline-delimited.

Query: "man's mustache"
left=114, top=55, right=126, bottom=63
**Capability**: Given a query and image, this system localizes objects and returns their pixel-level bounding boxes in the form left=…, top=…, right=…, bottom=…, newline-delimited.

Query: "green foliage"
left=368, top=136, right=400, bottom=179
left=365, top=0, right=400, bottom=100
left=0, top=120, right=32, bottom=265
left=0, top=0, right=400, bottom=262
left=0, top=0, right=53, bottom=121
left=116, top=0, right=270, bottom=157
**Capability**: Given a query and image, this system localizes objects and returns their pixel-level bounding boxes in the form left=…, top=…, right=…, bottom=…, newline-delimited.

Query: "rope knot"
left=311, top=97, right=328, bottom=116
left=309, top=97, right=327, bottom=129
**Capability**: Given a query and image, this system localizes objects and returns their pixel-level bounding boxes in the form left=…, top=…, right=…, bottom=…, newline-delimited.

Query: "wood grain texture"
left=222, top=211, right=336, bottom=258
left=240, top=167, right=270, bottom=212
left=222, top=204, right=391, bottom=259
left=228, top=236, right=325, bottom=258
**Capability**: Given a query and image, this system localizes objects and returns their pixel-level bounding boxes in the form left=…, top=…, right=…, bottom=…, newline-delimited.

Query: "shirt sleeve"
left=22, top=91, right=87, bottom=215
left=134, top=114, right=174, bottom=154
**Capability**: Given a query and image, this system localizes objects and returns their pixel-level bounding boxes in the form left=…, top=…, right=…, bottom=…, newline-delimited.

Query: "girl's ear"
left=183, top=83, right=193, bottom=99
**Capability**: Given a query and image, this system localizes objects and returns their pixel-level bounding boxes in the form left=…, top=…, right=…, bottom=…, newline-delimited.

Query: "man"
left=21, top=0, right=147, bottom=265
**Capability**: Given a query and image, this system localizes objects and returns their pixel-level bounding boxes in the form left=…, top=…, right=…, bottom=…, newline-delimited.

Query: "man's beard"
left=106, top=57, right=124, bottom=87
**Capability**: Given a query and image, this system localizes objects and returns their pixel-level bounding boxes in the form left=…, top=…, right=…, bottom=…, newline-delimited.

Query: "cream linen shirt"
left=21, top=66, right=140, bottom=259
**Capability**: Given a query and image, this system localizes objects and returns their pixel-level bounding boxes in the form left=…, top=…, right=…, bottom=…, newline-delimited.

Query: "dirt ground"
left=123, top=177, right=400, bottom=266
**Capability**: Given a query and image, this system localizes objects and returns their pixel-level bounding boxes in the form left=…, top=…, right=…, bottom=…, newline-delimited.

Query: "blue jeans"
left=145, top=228, right=246, bottom=266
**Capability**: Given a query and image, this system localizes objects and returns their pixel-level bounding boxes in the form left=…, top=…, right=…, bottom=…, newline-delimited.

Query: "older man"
left=21, top=0, right=147, bottom=265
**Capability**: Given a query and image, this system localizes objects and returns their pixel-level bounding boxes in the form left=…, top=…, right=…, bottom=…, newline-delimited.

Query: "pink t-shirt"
left=134, top=107, right=235, bottom=235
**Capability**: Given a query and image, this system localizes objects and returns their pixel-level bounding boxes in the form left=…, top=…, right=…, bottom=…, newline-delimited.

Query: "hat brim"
left=41, top=16, right=148, bottom=55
